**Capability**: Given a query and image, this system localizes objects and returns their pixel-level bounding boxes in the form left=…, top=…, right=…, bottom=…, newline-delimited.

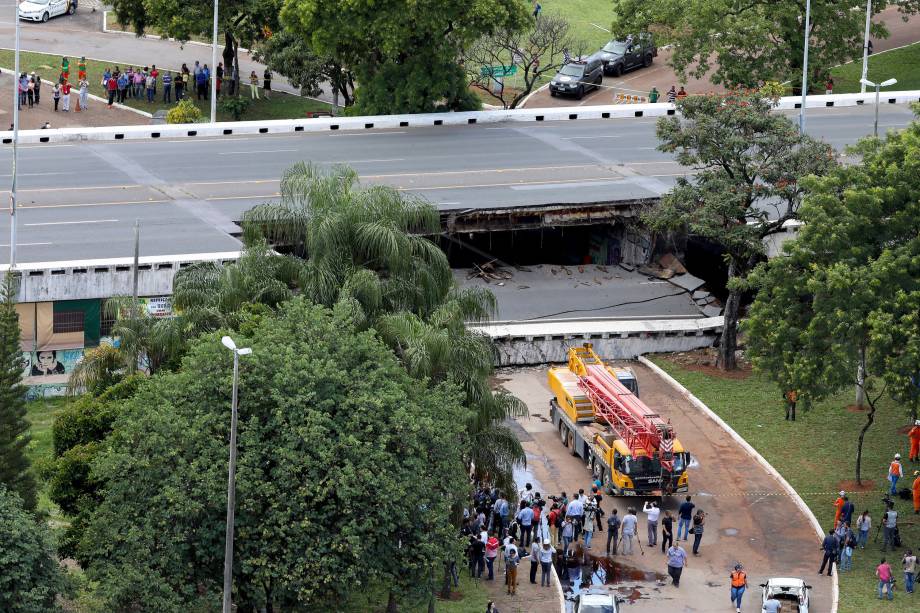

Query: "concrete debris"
left=658, top=253, right=688, bottom=275
left=638, top=264, right=675, bottom=279
left=668, top=273, right=706, bottom=292
left=702, top=305, right=724, bottom=317
left=467, top=260, right=513, bottom=283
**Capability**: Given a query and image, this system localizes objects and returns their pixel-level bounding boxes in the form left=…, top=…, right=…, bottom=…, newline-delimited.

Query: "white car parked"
left=18, top=0, right=75, bottom=22
left=760, top=577, right=811, bottom=613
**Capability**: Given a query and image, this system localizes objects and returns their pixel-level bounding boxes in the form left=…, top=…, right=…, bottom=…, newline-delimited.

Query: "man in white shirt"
left=566, top=494, right=585, bottom=540
left=520, top=483, right=534, bottom=504
left=643, top=501, right=661, bottom=547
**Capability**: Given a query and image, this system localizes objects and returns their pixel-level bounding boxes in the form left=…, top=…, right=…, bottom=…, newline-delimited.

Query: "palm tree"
left=67, top=344, right=123, bottom=396
left=177, top=162, right=528, bottom=488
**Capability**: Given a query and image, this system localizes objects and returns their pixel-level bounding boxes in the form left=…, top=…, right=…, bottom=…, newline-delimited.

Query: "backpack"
left=508, top=520, right=520, bottom=540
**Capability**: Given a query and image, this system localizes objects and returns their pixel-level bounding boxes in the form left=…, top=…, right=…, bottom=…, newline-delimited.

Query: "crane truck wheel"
left=560, top=423, right=569, bottom=448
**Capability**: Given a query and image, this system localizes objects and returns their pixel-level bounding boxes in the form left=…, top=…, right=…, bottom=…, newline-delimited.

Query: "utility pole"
left=798, top=0, right=811, bottom=135
left=860, top=0, right=871, bottom=94
left=211, top=0, right=219, bottom=122
left=132, top=219, right=140, bottom=304
left=10, top=2, right=21, bottom=270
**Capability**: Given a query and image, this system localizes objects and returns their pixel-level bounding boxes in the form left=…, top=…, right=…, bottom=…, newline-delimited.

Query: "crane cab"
left=590, top=436, right=689, bottom=496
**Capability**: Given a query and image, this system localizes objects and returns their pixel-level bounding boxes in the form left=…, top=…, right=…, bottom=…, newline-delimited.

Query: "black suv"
left=549, top=58, right=604, bottom=99
left=592, top=33, right=657, bottom=77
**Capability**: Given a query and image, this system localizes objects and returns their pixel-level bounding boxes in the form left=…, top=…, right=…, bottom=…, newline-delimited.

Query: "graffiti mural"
left=26, top=348, right=83, bottom=378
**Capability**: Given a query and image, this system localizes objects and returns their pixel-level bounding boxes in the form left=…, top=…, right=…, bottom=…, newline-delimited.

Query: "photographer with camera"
left=882, top=500, right=898, bottom=553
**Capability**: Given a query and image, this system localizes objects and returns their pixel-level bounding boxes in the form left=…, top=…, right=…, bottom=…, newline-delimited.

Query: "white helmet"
left=915, top=420, right=920, bottom=426
left=896, top=453, right=902, bottom=459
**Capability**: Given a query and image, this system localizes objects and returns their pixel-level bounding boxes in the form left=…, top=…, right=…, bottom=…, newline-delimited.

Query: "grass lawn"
left=831, top=42, right=920, bottom=93
left=24, top=397, right=67, bottom=517
left=0, top=49, right=331, bottom=121
left=542, top=0, right=614, bottom=52
left=341, top=573, right=490, bottom=613
left=650, top=355, right=918, bottom=613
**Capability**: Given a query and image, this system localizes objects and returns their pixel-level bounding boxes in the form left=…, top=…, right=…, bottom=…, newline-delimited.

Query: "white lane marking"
left=562, top=135, right=625, bottom=140
left=25, top=219, right=119, bottom=226
left=218, top=149, right=298, bottom=155
left=0, top=242, right=52, bottom=247
left=510, top=179, right=629, bottom=190
left=640, top=281, right=670, bottom=285
left=336, top=131, right=407, bottom=136
left=438, top=201, right=460, bottom=205
left=343, top=158, right=406, bottom=163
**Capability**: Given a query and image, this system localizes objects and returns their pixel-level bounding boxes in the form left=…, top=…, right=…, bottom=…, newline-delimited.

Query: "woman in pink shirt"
left=485, top=531, right=500, bottom=581
left=877, top=558, right=894, bottom=601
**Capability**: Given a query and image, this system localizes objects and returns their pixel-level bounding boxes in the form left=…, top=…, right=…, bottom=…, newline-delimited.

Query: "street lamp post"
left=210, top=0, right=219, bottom=123
left=799, top=0, right=812, bottom=135
left=10, top=0, right=22, bottom=269
left=860, top=77, right=898, bottom=137
left=220, top=335, right=251, bottom=613
left=859, top=0, right=872, bottom=94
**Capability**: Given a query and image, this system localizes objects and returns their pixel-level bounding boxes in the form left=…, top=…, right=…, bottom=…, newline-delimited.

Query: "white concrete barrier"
left=0, top=91, right=916, bottom=145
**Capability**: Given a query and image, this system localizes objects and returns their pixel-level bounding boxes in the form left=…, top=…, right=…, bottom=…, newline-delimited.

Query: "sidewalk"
left=480, top=554, right=562, bottom=613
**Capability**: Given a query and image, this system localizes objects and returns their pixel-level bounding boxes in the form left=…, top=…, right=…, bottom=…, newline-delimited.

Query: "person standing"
left=263, top=67, right=272, bottom=99
left=78, top=78, right=88, bottom=111
left=882, top=502, right=898, bottom=552
left=150, top=65, right=159, bottom=97
left=591, top=487, right=604, bottom=532
left=909, top=420, right=920, bottom=462
left=539, top=539, right=554, bottom=587
left=162, top=72, right=173, bottom=103
left=818, top=530, right=838, bottom=576
left=470, top=535, right=485, bottom=578
left=606, top=508, right=620, bottom=556
left=196, top=67, right=207, bottom=100
left=643, top=501, right=660, bottom=547
left=825, top=77, right=834, bottom=95
left=903, top=549, right=917, bottom=594
left=249, top=70, right=260, bottom=99
left=889, top=454, right=903, bottom=495
left=666, top=542, right=687, bottom=587
left=27, top=77, right=34, bottom=108
left=33, top=72, right=41, bottom=105
left=691, top=509, right=705, bottom=555
left=676, top=86, right=688, bottom=100
left=840, top=496, right=855, bottom=526
left=856, top=510, right=871, bottom=549
left=561, top=517, right=574, bottom=555
left=547, top=503, right=560, bottom=546
left=52, top=82, right=61, bottom=111
left=505, top=544, right=519, bottom=595
left=516, top=501, right=534, bottom=548
left=582, top=498, right=596, bottom=550
left=528, top=538, right=540, bottom=584
left=660, top=511, right=674, bottom=554
left=832, top=491, right=845, bottom=532
left=677, top=496, right=694, bottom=541
left=840, top=525, right=855, bottom=572
left=485, top=531, right=499, bottom=580
left=520, top=483, right=534, bottom=504
left=621, top=508, right=638, bottom=555
left=648, top=86, right=660, bottom=103
left=913, top=471, right=920, bottom=514
left=729, top=563, right=747, bottom=613
left=565, top=492, right=584, bottom=541
left=61, top=81, right=71, bottom=112
left=762, top=594, right=782, bottom=612
left=784, top=389, right=798, bottom=421
left=877, top=558, right=894, bottom=600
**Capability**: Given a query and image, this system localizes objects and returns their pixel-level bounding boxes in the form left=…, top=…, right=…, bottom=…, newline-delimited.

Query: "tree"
left=80, top=299, right=469, bottom=611
left=611, top=0, right=920, bottom=89
left=280, top=0, right=529, bottom=114
left=103, top=296, right=189, bottom=376
left=464, top=14, right=574, bottom=109
left=745, top=112, right=920, bottom=483
left=0, top=274, right=36, bottom=512
left=67, top=343, right=123, bottom=396
left=645, top=91, right=836, bottom=370
left=0, top=487, right=67, bottom=612
left=253, top=29, right=356, bottom=108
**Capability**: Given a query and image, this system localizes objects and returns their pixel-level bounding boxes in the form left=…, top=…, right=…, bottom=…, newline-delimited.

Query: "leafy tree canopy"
left=611, top=0, right=920, bottom=87
left=0, top=487, right=66, bottom=613
left=280, top=0, right=530, bottom=113
left=79, top=298, right=470, bottom=611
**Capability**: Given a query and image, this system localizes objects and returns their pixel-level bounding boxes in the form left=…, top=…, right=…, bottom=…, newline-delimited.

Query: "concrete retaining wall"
left=1, top=91, right=917, bottom=144
left=471, top=317, right=722, bottom=366
left=3, top=252, right=240, bottom=302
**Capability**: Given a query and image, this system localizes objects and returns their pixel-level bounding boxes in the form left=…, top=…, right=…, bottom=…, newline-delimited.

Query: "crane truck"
left=548, top=344, right=690, bottom=497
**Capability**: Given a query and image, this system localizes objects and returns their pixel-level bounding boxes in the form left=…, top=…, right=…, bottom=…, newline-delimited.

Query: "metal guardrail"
left=0, top=91, right=916, bottom=145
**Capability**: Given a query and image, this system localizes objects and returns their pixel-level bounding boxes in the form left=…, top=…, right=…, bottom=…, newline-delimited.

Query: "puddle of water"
left=558, top=543, right=666, bottom=605
left=723, top=528, right=739, bottom=536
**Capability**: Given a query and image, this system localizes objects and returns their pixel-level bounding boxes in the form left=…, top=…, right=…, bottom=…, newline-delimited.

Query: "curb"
left=0, top=65, right=153, bottom=119
left=638, top=356, right=839, bottom=613
left=552, top=562, right=565, bottom=612
left=101, top=11, right=251, bottom=52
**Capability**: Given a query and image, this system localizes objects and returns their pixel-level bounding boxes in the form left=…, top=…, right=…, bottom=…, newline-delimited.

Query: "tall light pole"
left=798, top=0, right=812, bottom=135
left=859, top=0, right=872, bottom=94
left=210, top=0, right=219, bottom=123
left=860, top=77, right=898, bottom=137
left=220, top=335, right=251, bottom=613
left=10, top=0, right=22, bottom=269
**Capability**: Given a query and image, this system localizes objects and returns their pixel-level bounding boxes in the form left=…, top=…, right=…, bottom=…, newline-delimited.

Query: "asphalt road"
left=0, top=103, right=915, bottom=266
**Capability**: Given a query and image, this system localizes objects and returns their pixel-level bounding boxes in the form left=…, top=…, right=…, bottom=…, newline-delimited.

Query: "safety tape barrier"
left=0, top=91, right=916, bottom=145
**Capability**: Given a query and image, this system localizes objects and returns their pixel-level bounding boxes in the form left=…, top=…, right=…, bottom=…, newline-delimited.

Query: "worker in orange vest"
left=729, top=563, right=748, bottom=612
left=909, top=420, right=920, bottom=462
left=913, top=471, right=920, bottom=515
left=833, top=490, right=845, bottom=531
left=889, top=454, right=904, bottom=495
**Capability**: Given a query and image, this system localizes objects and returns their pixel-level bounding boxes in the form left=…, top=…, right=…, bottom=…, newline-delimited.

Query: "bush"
left=166, top=98, right=202, bottom=124
left=218, top=95, right=251, bottom=121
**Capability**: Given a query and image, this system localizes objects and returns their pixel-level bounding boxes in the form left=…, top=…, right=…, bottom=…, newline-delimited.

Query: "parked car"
left=592, top=33, right=657, bottom=77
left=760, top=578, right=811, bottom=613
left=18, top=0, right=75, bottom=22
left=573, top=587, right=620, bottom=613
left=549, top=58, right=604, bottom=99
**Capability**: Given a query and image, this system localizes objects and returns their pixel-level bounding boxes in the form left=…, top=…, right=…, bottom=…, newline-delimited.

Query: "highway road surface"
left=0, top=104, right=915, bottom=266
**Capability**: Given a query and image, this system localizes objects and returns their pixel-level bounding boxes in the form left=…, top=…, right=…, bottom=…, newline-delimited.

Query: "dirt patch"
left=838, top=479, right=876, bottom=492
left=844, top=404, right=868, bottom=413
left=658, top=349, right=753, bottom=380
